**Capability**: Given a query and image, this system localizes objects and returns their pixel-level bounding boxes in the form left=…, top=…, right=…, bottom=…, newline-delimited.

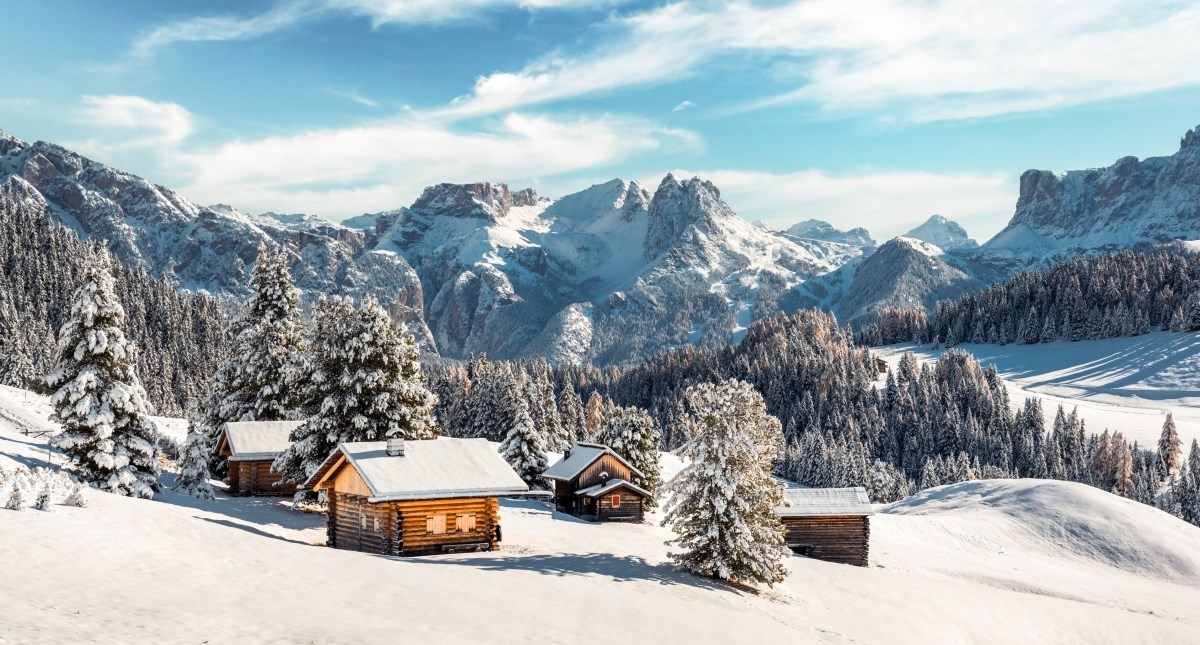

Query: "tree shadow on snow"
left=157, top=472, right=324, bottom=532
left=196, top=517, right=315, bottom=546
left=403, top=551, right=729, bottom=593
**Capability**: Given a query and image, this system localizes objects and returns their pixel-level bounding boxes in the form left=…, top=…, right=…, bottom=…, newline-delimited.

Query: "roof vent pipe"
left=386, top=436, right=405, bottom=457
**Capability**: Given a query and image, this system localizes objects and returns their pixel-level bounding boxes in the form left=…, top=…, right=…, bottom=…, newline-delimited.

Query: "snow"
left=879, top=331, right=1200, bottom=448
left=4, top=383, right=1200, bottom=643
left=319, top=438, right=530, bottom=502
left=776, top=487, right=873, bottom=517
left=222, top=420, right=304, bottom=460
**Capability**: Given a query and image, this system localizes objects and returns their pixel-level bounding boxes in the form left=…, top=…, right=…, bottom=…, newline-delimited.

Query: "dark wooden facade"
left=319, top=454, right=502, bottom=556
left=781, top=515, right=870, bottom=567
left=226, top=459, right=296, bottom=497
left=549, top=448, right=648, bottom=522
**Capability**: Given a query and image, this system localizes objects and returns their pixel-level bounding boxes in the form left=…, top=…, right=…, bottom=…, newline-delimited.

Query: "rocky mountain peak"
left=903, top=215, right=977, bottom=251
left=644, top=174, right=732, bottom=261
left=784, top=219, right=876, bottom=249
left=409, top=182, right=539, bottom=220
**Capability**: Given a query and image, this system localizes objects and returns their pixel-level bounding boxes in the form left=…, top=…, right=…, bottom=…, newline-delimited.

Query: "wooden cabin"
left=775, top=487, right=873, bottom=567
left=303, top=436, right=529, bottom=556
left=543, top=442, right=651, bottom=522
left=215, top=420, right=303, bottom=496
left=874, top=356, right=888, bottom=374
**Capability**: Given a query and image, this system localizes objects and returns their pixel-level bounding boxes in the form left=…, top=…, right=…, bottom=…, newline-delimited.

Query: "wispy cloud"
left=128, top=0, right=623, bottom=59
left=445, top=0, right=1200, bottom=123
left=73, top=95, right=194, bottom=152
left=672, top=100, right=695, bottom=112
left=170, top=112, right=697, bottom=216
left=321, top=87, right=382, bottom=108
left=676, top=168, right=1016, bottom=240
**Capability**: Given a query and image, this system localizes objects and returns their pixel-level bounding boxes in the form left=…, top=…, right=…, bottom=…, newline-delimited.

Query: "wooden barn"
left=215, top=420, right=303, bottom=496
left=543, top=442, right=651, bottom=522
left=775, top=487, right=873, bottom=567
left=303, top=436, right=529, bottom=556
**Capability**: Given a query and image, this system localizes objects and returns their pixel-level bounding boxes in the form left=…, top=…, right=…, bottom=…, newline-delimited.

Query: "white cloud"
left=75, top=95, right=194, bottom=151
left=172, top=112, right=697, bottom=216
left=672, top=100, right=695, bottom=112
left=129, top=0, right=623, bottom=58
left=676, top=168, right=1017, bottom=241
left=447, top=0, right=1200, bottom=122
left=321, top=87, right=382, bottom=108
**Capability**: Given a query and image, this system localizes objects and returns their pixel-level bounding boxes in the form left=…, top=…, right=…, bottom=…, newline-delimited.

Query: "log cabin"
left=543, top=442, right=651, bottom=522
left=215, top=420, right=303, bottom=496
left=775, top=486, right=873, bottom=567
left=303, top=436, right=530, bottom=556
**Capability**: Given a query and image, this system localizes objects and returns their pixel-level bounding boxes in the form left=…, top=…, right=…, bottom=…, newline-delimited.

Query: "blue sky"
left=3, top=0, right=1200, bottom=240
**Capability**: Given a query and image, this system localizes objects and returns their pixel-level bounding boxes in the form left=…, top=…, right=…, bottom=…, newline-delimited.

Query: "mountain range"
left=3, top=124, right=1199, bottom=362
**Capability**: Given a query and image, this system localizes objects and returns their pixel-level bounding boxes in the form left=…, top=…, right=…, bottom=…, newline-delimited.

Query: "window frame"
left=456, top=513, right=477, bottom=533
left=425, top=513, right=447, bottom=535
left=610, top=493, right=621, bottom=508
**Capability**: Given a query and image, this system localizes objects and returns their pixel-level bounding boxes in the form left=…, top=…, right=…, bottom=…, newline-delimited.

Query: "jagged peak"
left=409, top=182, right=539, bottom=220
left=903, top=214, right=977, bottom=250
left=1181, top=125, right=1200, bottom=150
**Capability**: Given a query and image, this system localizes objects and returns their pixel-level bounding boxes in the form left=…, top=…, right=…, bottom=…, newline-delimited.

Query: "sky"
left=3, top=0, right=1200, bottom=241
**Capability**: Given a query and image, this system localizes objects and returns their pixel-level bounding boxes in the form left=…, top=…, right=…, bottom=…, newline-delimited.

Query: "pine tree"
left=585, top=391, right=605, bottom=438
left=35, top=484, right=54, bottom=512
left=1158, top=412, right=1183, bottom=477
left=557, top=380, right=586, bottom=447
left=499, top=397, right=548, bottom=489
left=594, top=406, right=663, bottom=508
left=662, top=380, right=790, bottom=587
left=45, top=251, right=160, bottom=498
left=275, top=296, right=439, bottom=484
left=174, top=416, right=215, bottom=500
left=6, top=480, right=28, bottom=511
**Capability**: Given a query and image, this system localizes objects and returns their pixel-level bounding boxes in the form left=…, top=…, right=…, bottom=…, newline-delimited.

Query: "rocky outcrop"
left=783, top=219, right=876, bottom=250
left=903, top=215, right=977, bottom=251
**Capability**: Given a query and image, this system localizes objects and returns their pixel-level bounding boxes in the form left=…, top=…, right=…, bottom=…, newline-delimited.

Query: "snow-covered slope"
left=781, top=219, right=876, bottom=250
left=902, top=215, right=977, bottom=251
left=3, top=383, right=1199, bottom=643
left=879, top=331, right=1200, bottom=448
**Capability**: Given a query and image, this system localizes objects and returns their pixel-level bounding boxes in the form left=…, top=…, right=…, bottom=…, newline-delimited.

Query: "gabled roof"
left=575, top=478, right=651, bottom=499
left=775, top=487, right=874, bottom=517
left=220, top=421, right=303, bottom=461
left=303, top=438, right=530, bottom=503
left=543, top=442, right=643, bottom=481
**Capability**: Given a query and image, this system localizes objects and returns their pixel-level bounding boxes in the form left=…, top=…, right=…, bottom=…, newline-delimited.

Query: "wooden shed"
left=303, top=436, right=529, bottom=556
left=214, top=420, right=303, bottom=496
left=543, top=442, right=651, bottom=522
left=775, top=487, right=873, bottom=567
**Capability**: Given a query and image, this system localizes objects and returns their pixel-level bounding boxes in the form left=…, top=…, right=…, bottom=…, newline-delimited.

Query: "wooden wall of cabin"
left=395, top=497, right=500, bottom=556
left=780, top=516, right=870, bottom=567
left=229, top=460, right=296, bottom=496
left=595, top=488, right=644, bottom=522
left=576, top=454, right=633, bottom=490
left=329, top=492, right=397, bottom=554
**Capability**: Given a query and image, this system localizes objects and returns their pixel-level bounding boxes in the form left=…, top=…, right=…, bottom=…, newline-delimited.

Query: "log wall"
left=781, top=515, right=870, bottom=567
left=577, top=455, right=633, bottom=489
left=595, top=488, right=645, bottom=522
left=230, top=459, right=296, bottom=496
left=327, top=494, right=501, bottom=556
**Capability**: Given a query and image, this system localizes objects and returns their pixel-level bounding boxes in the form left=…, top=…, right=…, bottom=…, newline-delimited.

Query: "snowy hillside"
left=879, top=331, right=1200, bottom=448
left=4, top=383, right=1200, bottom=643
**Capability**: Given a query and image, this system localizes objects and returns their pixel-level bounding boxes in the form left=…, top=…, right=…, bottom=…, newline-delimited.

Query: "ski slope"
left=3, top=384, right=1200, bottom=644
left=880, top=331, right=1200, bottom=448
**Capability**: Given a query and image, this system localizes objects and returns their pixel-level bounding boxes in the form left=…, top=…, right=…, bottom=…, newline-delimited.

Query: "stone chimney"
left=386, top=436, right=405, bottom=457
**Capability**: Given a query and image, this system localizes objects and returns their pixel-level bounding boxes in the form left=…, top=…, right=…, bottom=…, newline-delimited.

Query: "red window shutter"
left=611, top=494, right=621, bottom=508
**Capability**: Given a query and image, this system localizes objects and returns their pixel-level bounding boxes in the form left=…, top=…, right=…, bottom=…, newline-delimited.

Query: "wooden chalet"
left=775, top=486, right=873, bottom=567
left=874, top=356, right=888, bottom=374
left=215, top=420, right=303, bottom=496
left=303, top=437, right=530, bottom=556
left=543, top=442, right=651, bottom=522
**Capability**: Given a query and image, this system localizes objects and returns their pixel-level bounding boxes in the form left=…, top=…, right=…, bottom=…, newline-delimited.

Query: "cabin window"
left=426, top=514, right=447, bottom=534
left=360, top=515, right=367, bottom=530
left=610, top=494, right=621, bottom=508
left=456, top=513, right=477, bottom=533
left=373, top=517, right=380, bottom=532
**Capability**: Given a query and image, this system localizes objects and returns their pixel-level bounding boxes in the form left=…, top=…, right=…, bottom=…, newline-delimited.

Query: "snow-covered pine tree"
left=6, top=479, right=28, bottom=511
left=65, top=482, right=88, bottom=508
left=45, top=251, right=160, bottom=498
left=557, top=379, right=586, bottom=447
left=174, top=415, right=215, bottom=500
left=499, top=397, right=549, bottom=489
left=594, top=406, right=662, bottom=507
left=534, top=371, right=568, bottom=452
left=662, top=379, right=790, bottom=587
left=275, top=296, right=439, bottom=484
left=35, top=484, right=54, bottom=512
left=1158, top=412, right=1183, bottom=477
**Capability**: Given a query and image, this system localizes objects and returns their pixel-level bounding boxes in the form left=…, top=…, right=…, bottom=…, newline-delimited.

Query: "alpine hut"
left=303, top=436, right=530, bottom=556
left=215, top=420, right=303, bottom=496
left=543, top=442, right=651, bottom=522
left=775, top=486, right=873, bottom=566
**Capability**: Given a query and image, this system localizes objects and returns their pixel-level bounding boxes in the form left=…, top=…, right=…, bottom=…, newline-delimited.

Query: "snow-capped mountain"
left=782, top=219, right=876, bottom=250
left=902, top=215, right=977, bottom=251
left=987, top=125, right=1200, bottom=255
left=0, top=130, right=433, bottom=347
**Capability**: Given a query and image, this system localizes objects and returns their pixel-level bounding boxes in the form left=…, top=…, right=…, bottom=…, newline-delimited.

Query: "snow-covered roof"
left=221, top=421, right=303, bottom=461
left=543, top=442, right=643, bottom=481
left=775, top=487, right=874, bottom=517
left=575, top=478, right=651, bottom=499
left=304, top=438, right=530, bottom=503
